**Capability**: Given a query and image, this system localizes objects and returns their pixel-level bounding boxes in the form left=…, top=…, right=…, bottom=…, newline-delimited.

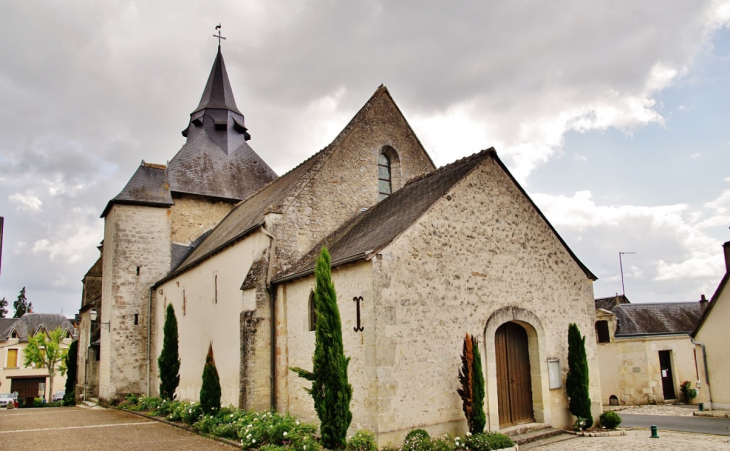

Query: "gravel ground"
left=608, top=404, right=698, bottom=417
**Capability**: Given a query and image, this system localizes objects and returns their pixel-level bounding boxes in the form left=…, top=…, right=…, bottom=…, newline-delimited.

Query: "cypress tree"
left=63, top=340, right=78, bottom=405
left=471, top=335, right=486, bottom=433
left=457, top=334, right=486, bottom=434
left=200, top=343, right=221, bottom=414
left=566, top=323, right=593, bottom=428
left=457, top=334, right=474, bottom=428
left=290, top=247, right=352, bottom=449
left=158, top=303, right=180, bottom=400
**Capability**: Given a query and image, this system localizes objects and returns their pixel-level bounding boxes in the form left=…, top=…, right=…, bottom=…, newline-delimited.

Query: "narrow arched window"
left=596, top=320, right=610, bottom=343
left=308, top=292, right=317, bottom=332
left=378, top=154, right=392, bottom=201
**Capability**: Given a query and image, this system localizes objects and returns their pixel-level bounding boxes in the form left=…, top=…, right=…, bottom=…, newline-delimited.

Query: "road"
left=619, top=413, right=730, bottom=436
left=0, top=407, right=236, bottom=451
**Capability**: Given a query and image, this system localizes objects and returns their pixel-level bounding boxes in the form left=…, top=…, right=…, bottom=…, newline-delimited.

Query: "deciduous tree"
left=291, top=247, right=352, bottom=449
left=23, top=326, right=69, bottom=401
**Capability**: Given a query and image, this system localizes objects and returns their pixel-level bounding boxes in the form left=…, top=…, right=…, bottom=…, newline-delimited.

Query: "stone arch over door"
left=483, top=307, right=551, bottom=431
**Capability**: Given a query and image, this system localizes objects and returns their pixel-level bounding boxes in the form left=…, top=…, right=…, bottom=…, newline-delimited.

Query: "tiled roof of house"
left=0, top=318, right=17, bottom=337
left=613, top=303, right=703, bottom=336
left=595, top=294, right=631, bottom=312
left=0, top=313, right=76, bottom=342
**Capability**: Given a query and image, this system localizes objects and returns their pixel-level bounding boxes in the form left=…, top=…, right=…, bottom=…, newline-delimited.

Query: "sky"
left=0, top=1, right=729, bottom=316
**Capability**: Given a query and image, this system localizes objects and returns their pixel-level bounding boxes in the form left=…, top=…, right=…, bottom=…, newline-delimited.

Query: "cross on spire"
left=213, top=23, right=226, bottom=47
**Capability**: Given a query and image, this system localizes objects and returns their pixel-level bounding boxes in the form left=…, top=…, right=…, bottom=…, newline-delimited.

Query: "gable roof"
left=692, top=269, right=729, bottom=337
left=156, top=85, right=419, bottom=284
left=595, top=294, right=631, bottom=312
left=0, top=313, right=76, bottom=343
left=273, top=149, right=494, bottom=283
left=274, top=148, right=597, bottom=283
left=0, top=318, right=17, bottom=337
left=613, top=303, right=703, bottom=336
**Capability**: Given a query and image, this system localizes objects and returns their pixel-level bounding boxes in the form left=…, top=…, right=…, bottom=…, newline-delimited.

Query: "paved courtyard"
left=0, top=406, right=235, bottom=451
left=534, top=430, right=730, bottom=450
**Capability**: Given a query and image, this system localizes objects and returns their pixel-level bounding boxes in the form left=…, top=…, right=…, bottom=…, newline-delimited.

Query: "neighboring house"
left=0, top=313, right=76, bottom=402
left=595, top=296, right=706, bottom=406
left=80, top=45, right=603, bottom=443
left=692, top=241, right=730, bottom=410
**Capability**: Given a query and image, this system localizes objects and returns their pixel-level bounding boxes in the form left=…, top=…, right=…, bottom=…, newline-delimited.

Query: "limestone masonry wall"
left=273, top=91, right=435, bottom=273
left=99, top=204, right=171, bottom=404
left=170, top=194, right=235, bottom=245
left=370, top=157, right=600, bottom=443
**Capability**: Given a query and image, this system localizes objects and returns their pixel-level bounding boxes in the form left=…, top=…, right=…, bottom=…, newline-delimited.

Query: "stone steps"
left=501, top=423, right=568, bottom=446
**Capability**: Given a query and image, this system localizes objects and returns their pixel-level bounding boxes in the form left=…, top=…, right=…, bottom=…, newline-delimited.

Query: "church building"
left=78, top=45, right=602, bottom=444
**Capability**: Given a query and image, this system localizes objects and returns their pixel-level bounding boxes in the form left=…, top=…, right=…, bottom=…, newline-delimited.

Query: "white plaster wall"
left=152, top=230, right=269, bottom=407
left=597, top=335, right=705, bottom=405
left=370, top=157, right=600, bottom=443
left=278, top=262, right=376, bottom=433
left=1, top=339, right=73, bottom=401
left=695, top=281, right=730, bottom=408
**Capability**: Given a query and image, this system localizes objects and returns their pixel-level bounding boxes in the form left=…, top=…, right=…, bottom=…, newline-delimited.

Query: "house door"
left=658, top=350, right=676, bottom=400
left=496, top=322, right=534, bottom=427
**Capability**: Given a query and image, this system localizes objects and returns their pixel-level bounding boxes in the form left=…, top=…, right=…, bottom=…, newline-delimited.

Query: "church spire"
left=193, top=45, right=241, bottom=115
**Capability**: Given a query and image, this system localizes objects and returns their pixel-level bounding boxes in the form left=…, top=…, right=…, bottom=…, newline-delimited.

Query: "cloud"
left=691, top=153, right=702, bottom=159
left=31, top=222, right=101, bottom=264
left=9, top=192, right=42, bottom=211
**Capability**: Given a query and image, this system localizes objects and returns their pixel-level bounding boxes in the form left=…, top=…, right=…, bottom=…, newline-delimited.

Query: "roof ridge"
left=404, top=148, right=496, bottom=186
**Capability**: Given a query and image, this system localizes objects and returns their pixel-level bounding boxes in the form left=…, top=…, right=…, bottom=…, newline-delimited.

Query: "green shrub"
left=62, top=390, right=76, bottom=406
left=680, top=381, right=698, bottom=403
left=346, top=430, right=377, bottom=451
left=402, top=429, right=433, bottom=451
left=572, top=417, right=587, bottom=432
left=33, top=398, right=44, bottom=407
left=465, top=432, right=514, bottom=450
left=599, top=411, right=622, bottom=429
left=237, top=411, right=319, bottom=450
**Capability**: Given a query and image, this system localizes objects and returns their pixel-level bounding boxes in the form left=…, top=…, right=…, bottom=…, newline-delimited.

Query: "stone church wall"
left=151, top=230, right=270, bottom=407
left=369, top=157, right=600, bottom=443
left=278, top=261, right=376, bottom=434
left=273, top=90, right=435, bottom=274
left=170, top=194, right=236, bottom=245
left=99, top=204, right=171, bottom=405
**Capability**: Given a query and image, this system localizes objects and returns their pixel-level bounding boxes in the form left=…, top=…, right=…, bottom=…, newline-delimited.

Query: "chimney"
left=724, top=241, right=730, bottom=272
left=700, top=294, right=708, bottom=312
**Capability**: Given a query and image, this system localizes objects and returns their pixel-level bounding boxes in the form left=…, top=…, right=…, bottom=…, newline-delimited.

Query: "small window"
left=134, top=314, right=139, bottom=326
left=11, top=330, right=17, bottom=339
left=378, top=154, right=392, bottom=201
left=308, top=292, right=317, bottom=332
left=596, top=320, right=610, bottom=343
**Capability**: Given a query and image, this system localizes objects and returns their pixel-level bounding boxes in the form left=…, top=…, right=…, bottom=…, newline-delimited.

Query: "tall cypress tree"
left=566, top=323, right=593, bottom=428
left=158, top=303, right=180, bottom=400
left=200, top=343, right=221, bottom=414
left=471, top=335, right=486, bottom=433
left=63, top=340, right=78, bottom=405
left=13, top=287, right=32, bottom=318
left=291, top=247, right=352, bottom=449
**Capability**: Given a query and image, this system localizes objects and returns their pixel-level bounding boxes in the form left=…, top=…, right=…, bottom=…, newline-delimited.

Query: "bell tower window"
left=378, top=154, right=392, bottom=201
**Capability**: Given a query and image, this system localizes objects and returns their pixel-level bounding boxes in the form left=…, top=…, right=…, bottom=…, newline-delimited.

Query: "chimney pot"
left=700, top=294, right=708, bottom=311
left=723, top=241, right=730, bottom=272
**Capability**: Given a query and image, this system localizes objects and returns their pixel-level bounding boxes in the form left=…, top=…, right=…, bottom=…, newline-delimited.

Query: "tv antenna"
left=619, top=252, right=636, bottom=296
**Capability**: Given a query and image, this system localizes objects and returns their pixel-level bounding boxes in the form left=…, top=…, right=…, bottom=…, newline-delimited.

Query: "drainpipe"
left=691, top=338, right=712, bottom=408
left=259, top=225, right=277, bottom=411
left=147, top=286, right=153, bottom=397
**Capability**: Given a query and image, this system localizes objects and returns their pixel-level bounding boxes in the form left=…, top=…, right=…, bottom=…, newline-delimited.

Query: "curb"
left=116, top=408, right=241, bottom=449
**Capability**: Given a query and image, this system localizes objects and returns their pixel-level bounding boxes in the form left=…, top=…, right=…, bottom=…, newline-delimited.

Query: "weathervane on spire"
left=213, top=24, right=226, bottom=47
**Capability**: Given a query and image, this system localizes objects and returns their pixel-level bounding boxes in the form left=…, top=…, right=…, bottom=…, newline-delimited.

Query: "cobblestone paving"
left=609, top=404, right=697, bottom=416
left=536, top=430, right=730, bottom=450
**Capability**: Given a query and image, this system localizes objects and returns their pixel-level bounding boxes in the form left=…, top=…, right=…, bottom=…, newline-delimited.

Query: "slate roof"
left=0, top=318, right=17, bottom=337
left=273, top=148, right=597, bottom=283
left=0, top=313, right=76, bottom=342
left=595, top=294, right=630, bottom=312
left=613, top=303, right=703, bottom=336
left=84, top=257, right=103, bottom=279
left=102, top=48, right=277, bottom=218
left=156, top=86, right=399, bottom=283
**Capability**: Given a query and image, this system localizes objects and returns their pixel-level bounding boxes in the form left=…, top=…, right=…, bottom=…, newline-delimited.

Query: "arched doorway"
left=495, top=322, right=534, bottom=427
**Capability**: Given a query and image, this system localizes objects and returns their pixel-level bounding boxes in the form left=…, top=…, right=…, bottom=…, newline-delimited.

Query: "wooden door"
left=658, top=350, right=676, bottom=400
left=496, top=322, right=534, bottom=427
left=10, top=377, right=45, bottom=398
